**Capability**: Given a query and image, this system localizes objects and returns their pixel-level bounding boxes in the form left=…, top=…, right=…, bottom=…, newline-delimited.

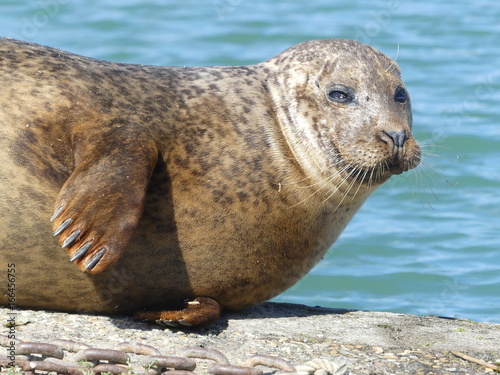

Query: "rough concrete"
left=1, top=303, right=499, bottom=374
left=225, top=303, right=499, bottom=353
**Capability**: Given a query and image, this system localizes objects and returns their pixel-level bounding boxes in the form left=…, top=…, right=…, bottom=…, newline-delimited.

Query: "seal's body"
left=0, top=38, right=420, bottom=326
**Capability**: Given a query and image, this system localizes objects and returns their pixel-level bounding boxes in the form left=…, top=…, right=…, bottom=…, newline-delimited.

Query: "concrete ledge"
left=224, top=303, right=499, bottom=352
left=1, top=303, right=499, bottom=374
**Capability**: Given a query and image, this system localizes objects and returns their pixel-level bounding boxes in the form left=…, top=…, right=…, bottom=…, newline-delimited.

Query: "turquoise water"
left=1, top=1, right=499, bottom=323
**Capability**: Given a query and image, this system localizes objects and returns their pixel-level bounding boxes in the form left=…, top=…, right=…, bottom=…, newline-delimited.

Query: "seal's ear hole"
left=326, top=85, right=355, bottom=104
left=394, top=86, right=408, bottom=104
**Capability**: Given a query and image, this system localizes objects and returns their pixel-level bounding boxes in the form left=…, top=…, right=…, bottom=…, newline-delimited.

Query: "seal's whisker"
left=340, top=167, right=363, bottom=200
left=416, top=141, right=455, bottom=163
left=321, top=180, right=343, bottom=204
left=294, top=159, right=344, bottom=189
left=420, top=149, right=456, bottom=164
left=395, top=139, right=448, bottom=208
left=367, top=167, right=377, bottom=187
left=288, top=171, right=341, bottom=208
left=419, top=152, right=454, bottom=186
left=313, top=165, right=352, bottom=198
left=347, top=168, right=369, bottom=204
left=321, top=164, right=355, bottom=204
left=385, top=43, right=400, bottom=73
left=407, top=153, right=451, bottom=209
left=284, top=154, right=344, bottom=189
left=411, top=165, right=440, bottom=208
left=419, top=159, right=451, bottom=189
left=333, top=167, right=364, bottom=211
left=419, top=144, right=450, bottom=150
left=415, top=137, right=450, bottom=149
left=347, top=168, right=365, bottom=197
left=323, top=166, right=354, bottom=206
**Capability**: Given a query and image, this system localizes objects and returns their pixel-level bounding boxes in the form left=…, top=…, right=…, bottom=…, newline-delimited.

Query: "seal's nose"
left=386, top=130, right=408, bottom=149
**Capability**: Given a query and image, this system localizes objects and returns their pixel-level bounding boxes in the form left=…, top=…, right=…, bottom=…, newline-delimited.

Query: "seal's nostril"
left=386, top=130, right=407, bottom=148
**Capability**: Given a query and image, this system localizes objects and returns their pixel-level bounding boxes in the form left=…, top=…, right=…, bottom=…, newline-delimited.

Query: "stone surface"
left=1, top=303, right=499, bottom=374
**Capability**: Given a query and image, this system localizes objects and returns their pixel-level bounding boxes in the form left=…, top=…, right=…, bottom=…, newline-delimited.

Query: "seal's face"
left=314, top=54, right=420, bottom=183
left=267, top=39, right=421, bottom=197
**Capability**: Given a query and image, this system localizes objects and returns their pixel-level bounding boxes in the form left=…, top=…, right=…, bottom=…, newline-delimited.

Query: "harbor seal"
left=0, top=38, right=420, bottom=327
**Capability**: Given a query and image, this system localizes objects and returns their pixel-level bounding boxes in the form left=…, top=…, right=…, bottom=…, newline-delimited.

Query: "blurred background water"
left=1, top=0, right=499, bottom=323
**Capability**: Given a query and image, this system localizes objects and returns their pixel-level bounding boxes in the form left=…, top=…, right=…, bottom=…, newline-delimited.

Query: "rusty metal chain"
left=0, top=335, right=348, bottom=375
left=0, top=334, right=348, bottom=375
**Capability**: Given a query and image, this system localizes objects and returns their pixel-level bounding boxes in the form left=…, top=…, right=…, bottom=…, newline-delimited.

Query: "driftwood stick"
left=451, top=351, right=500, bottom=371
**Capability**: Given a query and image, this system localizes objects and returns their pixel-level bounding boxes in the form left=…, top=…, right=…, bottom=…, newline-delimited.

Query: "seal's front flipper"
left=134, top=297, right=222, bottom=329
left=51, top=131, right=158, bottom=274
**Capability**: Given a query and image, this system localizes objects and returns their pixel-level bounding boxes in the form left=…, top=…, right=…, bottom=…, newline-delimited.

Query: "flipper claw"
left=70, top=241, right=93, bottom=262
left=62, top=230, right=81, bottom=248
left=85, top=248, right=107, bottom=270
left=53, top=218, right=72, bottom=236
left=50, top=206, right=64, bottom=222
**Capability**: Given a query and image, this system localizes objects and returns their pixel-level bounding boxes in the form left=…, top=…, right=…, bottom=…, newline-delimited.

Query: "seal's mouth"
left=337, top=135, right=421, bottom=185
left=345, top=155, right=419, bottom=185
left=389, top=167, right=403, bottom=175
left=386, top=159, right=405, bottom=175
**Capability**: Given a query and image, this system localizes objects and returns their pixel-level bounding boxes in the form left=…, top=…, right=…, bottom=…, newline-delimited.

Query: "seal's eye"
left=394, top=86, right=408, bottom=104
left=326, top=86, right=355, bottom=104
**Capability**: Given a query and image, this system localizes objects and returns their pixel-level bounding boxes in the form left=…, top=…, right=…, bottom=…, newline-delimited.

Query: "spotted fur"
left=0, top=38, right=419, bottom=318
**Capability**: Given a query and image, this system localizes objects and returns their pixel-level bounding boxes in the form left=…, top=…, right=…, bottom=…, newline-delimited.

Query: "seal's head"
left=266, top=39, right=420, bottom=202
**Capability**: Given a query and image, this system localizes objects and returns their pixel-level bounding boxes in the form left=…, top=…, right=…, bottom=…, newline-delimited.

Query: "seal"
left=0, top=38, right=420, bottom=327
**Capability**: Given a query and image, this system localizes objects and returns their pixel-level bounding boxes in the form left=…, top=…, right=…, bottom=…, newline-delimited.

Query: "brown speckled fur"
left=0, top=38, right=420, bottom=316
